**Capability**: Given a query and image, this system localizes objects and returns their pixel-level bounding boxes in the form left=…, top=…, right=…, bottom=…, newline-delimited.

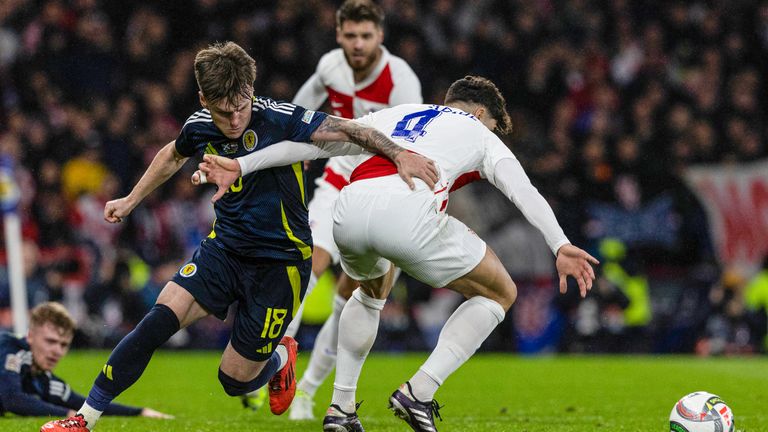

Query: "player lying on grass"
left=197, top=75, right=598, bottom=432
left=0, top=302, right=170, bottom=420
left=41, top=40, right=437, bottom=432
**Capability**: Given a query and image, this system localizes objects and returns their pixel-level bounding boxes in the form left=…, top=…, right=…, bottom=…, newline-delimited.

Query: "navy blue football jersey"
left=0, top=332, right=141, bottom=416
left=175, top=96, right=328, bottom=260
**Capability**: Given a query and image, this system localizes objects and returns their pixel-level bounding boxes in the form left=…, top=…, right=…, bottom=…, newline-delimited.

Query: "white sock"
left=285, top=272, right=319, bottom=338
left=298, top=294, right=347, bottom=397
left=332, top=289, right=385, bottom=413
left=276, top=344, right=288, bottom=370
left=78, top=401, right=103, bottom=430
left=410, top=296, right=505, bottom=402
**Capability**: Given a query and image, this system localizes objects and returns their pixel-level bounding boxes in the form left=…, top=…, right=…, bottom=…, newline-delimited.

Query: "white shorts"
left=308, top=180, right=341, bottom=264
left=332, top=179, right=486, bottom=288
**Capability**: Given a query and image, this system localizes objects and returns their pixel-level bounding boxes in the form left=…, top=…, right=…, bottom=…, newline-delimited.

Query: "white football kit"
left=237, top=103, right=570, bottom=287
left=292, top=46, right=422, bottom=263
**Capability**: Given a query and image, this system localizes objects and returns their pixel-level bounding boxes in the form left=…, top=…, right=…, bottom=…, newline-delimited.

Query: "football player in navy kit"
left=41, top=41, right=437, bottom=432
left=0, top=302, right=169, bottom=419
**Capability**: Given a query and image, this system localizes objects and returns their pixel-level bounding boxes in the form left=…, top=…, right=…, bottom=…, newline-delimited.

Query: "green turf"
left=11, top=351, right=767, bottom=431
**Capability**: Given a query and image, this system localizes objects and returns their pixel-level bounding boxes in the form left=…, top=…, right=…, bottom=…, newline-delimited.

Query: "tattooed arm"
left=310, top=116, right=439, bottom=190
left=310, top=116, right=405, bottom=162
left=195, top=115, right=440, bottom=202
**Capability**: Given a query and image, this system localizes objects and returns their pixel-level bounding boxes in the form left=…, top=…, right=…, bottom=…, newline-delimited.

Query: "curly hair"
left=444, top=76, right=513, bottom=135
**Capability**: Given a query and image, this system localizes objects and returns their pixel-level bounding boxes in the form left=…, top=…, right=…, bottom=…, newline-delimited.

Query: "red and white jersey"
left=348, top=104, right=570, bottom=254
left=293, top=46, right=422, bottom=190
left=350, top=104, right=506, bottom=201
left=234, top=104, right=570, bottom=253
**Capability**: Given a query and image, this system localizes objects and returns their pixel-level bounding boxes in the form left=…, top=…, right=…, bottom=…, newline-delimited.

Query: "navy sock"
left=86, top=304, right=180, bottom=411
left=218, top=353, right=280, bottom=396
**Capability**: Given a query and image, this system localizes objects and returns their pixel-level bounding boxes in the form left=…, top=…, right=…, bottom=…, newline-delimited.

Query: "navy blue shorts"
left=171, top=239, right=311, bottom=361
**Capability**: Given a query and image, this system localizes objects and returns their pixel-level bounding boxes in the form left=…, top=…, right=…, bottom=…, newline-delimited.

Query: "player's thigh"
left=445, top=246, right=517, bottom=310
left=170, top=240, right=241, bottom=323
left=312, top=247, right=332, bottom=277
left=357, top=263, right=397, bottom=300
left=336, top=272, right=359, bottom=299
left=219, top=341, right=270, bottom=382
left=155, top=282, right=209, bottom=329
left=308, top=183, right=341, bottom=269
left=387, top=213, right=488, bottom=290
left=333, top=188, right=420, bottom=285
left=230, top=259, right=312, bottom=362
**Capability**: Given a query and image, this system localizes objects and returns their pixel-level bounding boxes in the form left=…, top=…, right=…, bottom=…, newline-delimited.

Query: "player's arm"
left=104, top=141, right=188, bottom=223
left=193, top=140, right=363, bottom=202
left=196, top=116, right=440, bottom=201
left=48, top=373, right=169, bottom=418
left=60, top=386, right=172, bottom=418
left=292, top=72, right=327, bottom=109
left=311, top=115, right=439, bottom=189
left=0, top=367, right=71, bottom=416
left=485, top=155, right=599, bottom=297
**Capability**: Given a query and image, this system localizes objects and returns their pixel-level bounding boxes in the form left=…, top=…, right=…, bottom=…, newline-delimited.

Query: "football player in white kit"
left=196, top=76, right=598, bottom=432
left=283, top=0, right=422, bottom=420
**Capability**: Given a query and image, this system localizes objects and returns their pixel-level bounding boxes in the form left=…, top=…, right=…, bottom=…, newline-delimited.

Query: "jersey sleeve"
left=388, top=60, right=423, bottom=105
left=256, top=97, right=329, bottom=144
left=481, top=133, right=570, bottom=255
left=0, top=362, right=69, bottom=416
left=292, top=72, right=328, bottom=110
left=174, top=121, right=198, bottom=158
left=237, top=140, right=363, bottom=176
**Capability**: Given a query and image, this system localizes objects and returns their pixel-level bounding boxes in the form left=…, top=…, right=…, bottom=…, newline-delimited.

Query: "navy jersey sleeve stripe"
left=255, top=97, right=327, bottom=145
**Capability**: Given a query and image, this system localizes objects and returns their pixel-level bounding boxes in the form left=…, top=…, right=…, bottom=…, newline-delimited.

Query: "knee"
left=218, top=369, right=250, bottom=397
left=494, top=280, right=517, bottom=311
left=503, top=280, right=518, bottom=310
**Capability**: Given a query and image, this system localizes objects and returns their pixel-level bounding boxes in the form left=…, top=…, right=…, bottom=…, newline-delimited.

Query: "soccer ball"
left=669, top=391, right=734, bottom=432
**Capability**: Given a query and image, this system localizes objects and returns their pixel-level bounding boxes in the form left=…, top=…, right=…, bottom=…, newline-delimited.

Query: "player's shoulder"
left=181, top=109, right=214, bottom=132
left=384, top=50, right=416, bottom=73
left=367, top=103, right=429, bottom=119
left=317, top=49, right=349, bottom=74
left=381, top=46, right=418, bottom=76
left=252, top=96, right=298, bottom=117
left=0, top=331, right=28, bottom=355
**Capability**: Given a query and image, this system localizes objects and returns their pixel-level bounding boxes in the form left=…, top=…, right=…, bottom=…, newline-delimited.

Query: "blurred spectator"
left=745, top=257, right=768, bottom=352
left=696, top=269, right=753, bottom=356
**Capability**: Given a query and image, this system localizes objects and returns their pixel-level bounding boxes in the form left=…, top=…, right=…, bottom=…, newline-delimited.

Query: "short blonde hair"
left=30, top=302, right=76, bottom=336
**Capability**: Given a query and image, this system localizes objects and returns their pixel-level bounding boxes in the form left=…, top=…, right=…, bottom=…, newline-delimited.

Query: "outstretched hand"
left=394, top=151, right=440, bottom=190
left=555, top=244, right=600, bottom=298
left=195, top=154, right=242, bottom=203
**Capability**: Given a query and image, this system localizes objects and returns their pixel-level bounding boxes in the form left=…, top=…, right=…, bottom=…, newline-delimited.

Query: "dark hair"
left=336, top=0, right=384, bottom=27
left=194, top=41, right=257, bottom=107
left=444, top=76, right=513, bottom=135
left=30, top=302, right=76, bottom=335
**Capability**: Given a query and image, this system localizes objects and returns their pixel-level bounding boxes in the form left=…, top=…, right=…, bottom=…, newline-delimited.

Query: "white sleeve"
left=292, top=73, right=327, bottom=110
left=388, top=62, right=422, bottom=105
left=236, top=141, right=363, bottom=176
left=485, top=156, right=570, bottom=256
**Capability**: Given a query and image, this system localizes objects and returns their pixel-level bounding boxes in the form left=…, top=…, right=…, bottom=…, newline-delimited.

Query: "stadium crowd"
left=0, top=0, right=766, bottom=354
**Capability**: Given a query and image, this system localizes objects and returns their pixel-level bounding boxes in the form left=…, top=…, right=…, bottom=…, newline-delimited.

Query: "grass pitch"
left=10, top=351, right=767, bottom=431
